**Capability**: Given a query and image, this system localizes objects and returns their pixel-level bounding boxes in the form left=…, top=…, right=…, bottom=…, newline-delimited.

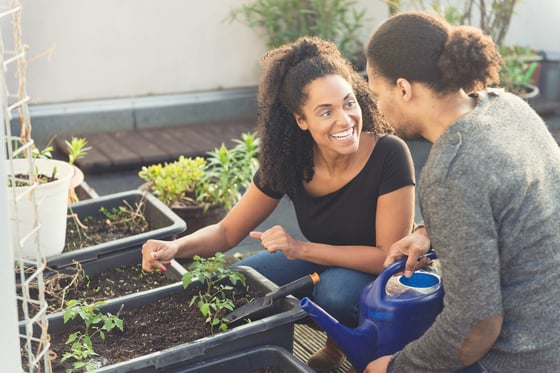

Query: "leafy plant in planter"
left=227, top=0, right=368, bottom=70
left=182, top=253, right=248, bottom=333
left=10, top=136, right=91, bottom=199
left=60, top=299, right=124, bottom=372
left=138, top=132, right=260, bottom=235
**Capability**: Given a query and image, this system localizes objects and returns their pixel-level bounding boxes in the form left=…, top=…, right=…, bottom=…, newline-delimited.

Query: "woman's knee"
left=313, top=268, right=376, bottom=325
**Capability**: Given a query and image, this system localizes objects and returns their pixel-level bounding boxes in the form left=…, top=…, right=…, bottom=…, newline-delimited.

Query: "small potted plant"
left=138, top=132, right=260, bottom=235
left=7, top=140, right=75, bottom=259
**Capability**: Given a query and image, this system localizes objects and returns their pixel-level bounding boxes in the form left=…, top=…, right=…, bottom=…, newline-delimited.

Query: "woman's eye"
left=320, top=110, right=331, bottom=117
left=345, top=100, right=357, bottom=108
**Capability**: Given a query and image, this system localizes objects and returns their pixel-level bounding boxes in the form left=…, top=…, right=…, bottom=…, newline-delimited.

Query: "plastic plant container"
left=40, top=266, right=307, bottom=372
left=178, top=345, right=314, bottom=373
left=8, top=158, right=74, bottom=259
left=47, top=190, right=186, bottom=269
left=16, top=253, right=186, bottom=327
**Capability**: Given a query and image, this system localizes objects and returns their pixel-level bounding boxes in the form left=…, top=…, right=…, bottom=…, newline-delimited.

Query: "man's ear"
left=293, top=113, right=308, bottom=130
left=396, top=78, right=412, bottom=102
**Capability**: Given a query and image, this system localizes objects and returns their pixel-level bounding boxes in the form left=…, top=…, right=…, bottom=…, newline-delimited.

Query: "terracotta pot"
left=68, top=165, right=84, bottom=203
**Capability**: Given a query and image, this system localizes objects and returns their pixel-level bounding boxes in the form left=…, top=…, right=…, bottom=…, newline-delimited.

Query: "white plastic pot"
left=7, top=158, right=74, bottom=259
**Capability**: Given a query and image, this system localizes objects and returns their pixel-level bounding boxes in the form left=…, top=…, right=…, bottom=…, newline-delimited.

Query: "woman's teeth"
left=331, top=127, right=353, bottom=139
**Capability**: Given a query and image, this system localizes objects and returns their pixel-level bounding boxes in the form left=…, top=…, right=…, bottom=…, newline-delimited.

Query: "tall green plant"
left=197, top=132, right=260, bottom=210
left=182, top=253, right=247, bottom=333
left=228, top=0, right=368, bottom=66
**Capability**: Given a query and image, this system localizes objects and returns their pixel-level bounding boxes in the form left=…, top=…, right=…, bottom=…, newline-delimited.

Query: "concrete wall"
left=15, top=0, right=559, bottom=105
left=15, top=0, right=389, bottom=105
left=8, top=0, right=560, bottom=147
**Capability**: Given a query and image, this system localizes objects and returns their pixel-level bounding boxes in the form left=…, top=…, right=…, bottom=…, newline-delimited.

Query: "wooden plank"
left=83, top=132, right=142, bottom=170
left=50, top=119, right=258, bottom=173
left=165, top=126, right=217, bottom=157
left=140, top=127, right=195, bottom=162
left=112, top=130, right=172, bottom=164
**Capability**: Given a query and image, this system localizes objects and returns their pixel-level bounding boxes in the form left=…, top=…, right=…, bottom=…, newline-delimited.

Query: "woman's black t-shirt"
left=253, top=134, right=415, bottom=247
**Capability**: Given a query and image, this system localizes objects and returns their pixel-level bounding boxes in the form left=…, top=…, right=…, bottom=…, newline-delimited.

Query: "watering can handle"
left=375, top=251, right=438, bottom=297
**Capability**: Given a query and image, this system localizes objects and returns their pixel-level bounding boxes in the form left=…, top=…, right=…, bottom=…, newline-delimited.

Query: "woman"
left=364, top=12, right=560, bottom=373
left=142, top=36, right=416, bottom=372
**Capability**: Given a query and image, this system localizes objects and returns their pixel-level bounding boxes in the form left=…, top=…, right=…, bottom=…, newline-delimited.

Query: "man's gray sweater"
left=389, top=90, right=560, bottom=372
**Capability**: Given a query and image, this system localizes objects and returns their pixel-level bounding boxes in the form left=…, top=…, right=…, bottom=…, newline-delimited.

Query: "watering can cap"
left=398, top=271, right=439, bottom=289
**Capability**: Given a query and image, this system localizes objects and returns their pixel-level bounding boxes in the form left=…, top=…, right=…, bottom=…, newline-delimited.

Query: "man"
left=363, top=11, right=560, bottom=373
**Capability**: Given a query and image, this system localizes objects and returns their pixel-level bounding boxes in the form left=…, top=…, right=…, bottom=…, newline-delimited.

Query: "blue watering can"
left=301, top=252, right=444, bottom=372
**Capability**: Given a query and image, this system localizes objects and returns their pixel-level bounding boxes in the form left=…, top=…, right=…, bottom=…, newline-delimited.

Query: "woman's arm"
left=142, top=182, right=279, bottom=271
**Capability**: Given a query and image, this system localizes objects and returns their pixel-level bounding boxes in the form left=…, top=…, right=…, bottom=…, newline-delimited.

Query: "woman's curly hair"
left=257, top=36, right=392, bottom=197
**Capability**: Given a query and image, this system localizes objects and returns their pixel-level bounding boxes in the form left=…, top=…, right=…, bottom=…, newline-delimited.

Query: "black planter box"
left=39, top=266, right=306, bottom=372
left=47, top=190, right=186, bottom=269
left=175, top=345, right=313, bottom=373
left=17, top=254, right=186, bottom=327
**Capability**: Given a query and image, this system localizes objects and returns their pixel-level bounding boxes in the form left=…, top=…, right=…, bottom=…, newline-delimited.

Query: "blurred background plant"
left=498, top=44, right=541, bottom=95
left=227, top=0, right=369, bottom=70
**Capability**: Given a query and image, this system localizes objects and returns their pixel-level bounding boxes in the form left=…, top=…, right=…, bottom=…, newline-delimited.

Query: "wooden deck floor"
left=53, top=120, right=257, bottom=173
left=294, top=324, right=353, bottom=372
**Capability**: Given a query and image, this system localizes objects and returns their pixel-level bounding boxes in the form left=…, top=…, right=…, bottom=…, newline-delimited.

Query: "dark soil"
left=47, top=282, right=262, bottom=372
left=64, top=203, right=150, bottom=252
left=17, top=201, right=161, bottom=320
left=17, top=262, right=178, bottom=320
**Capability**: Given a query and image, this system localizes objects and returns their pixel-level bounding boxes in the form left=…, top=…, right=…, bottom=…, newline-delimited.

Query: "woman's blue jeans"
left=232, top=250, right=377, bottom=327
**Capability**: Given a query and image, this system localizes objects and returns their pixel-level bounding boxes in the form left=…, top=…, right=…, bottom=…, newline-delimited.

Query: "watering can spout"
left=300, top=297, right=378, bottom=372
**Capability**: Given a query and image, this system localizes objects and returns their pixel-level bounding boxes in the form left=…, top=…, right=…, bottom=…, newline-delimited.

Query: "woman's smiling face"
left=294, top=74, right=363, bottom=156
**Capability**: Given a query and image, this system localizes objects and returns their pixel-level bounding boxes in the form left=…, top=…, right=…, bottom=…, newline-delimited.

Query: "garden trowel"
left=225, top=272, right=320, bottom=324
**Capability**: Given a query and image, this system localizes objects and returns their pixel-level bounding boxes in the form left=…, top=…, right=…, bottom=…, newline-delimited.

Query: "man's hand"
left=363, top=355, right=392, bottom=373
left=384, top=226, right=431, bottom=277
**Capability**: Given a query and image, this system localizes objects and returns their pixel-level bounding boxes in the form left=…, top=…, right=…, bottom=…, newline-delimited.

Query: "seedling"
left=66, top=198, right=149, bottom=251
left=182, top=253, right=247, bottom=333
left=65, top=137, right=92, bottom=166
left=61, top=299, right=123, bottom=372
